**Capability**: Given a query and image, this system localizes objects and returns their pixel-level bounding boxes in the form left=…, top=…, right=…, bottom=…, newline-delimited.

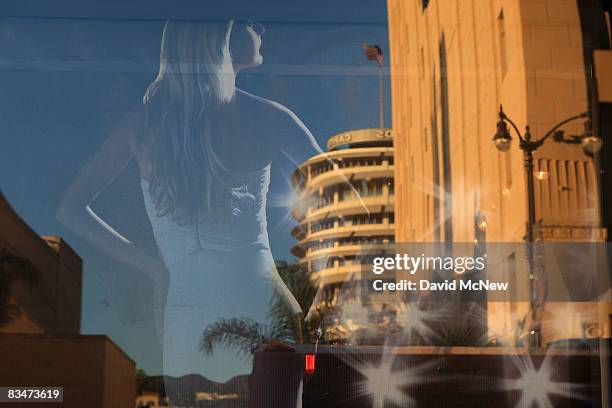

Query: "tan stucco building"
left=387, top=0, right=612, bottom=345
left=0, top=192, right=136, bottom=408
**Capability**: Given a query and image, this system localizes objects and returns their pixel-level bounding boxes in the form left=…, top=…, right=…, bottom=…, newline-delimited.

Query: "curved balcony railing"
left=298, top=164, right=394, bottom=198
left=301, top=240, right=391, bottom=262
left=290, top=225, right=307, bottom=241
left=304, top=194, right=395, bottom=223
left=296, top=223, right=395, bottom=247
left=310, top=264, right=363, bottom=285
left=303, top=243, right=364, bottom=261
left=291, top=146, right=393, bottom=188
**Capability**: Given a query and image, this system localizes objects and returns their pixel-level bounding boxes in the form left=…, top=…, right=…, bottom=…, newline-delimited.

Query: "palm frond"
left=200, top=317, right=270, bottom=358
left=269, top=261, right=328, bottom=344
left=199, top=261, right=331, bottom=358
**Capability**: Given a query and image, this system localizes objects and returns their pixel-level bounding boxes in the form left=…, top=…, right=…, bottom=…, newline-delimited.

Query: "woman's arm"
left=57, top=104, right=167, bottom=285
left=275, top=105, right=370, bottom=216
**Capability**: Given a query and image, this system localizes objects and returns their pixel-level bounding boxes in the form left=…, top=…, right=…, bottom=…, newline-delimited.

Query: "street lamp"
left=492, top=116, right=513, bottom=152
left=551, top=116, right=603, bottom=155
left=492, top=105, right=601, bottom=347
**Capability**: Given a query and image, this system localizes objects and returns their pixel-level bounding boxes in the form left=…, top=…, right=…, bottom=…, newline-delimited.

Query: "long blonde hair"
left=141, top=20, right=236, bottom=223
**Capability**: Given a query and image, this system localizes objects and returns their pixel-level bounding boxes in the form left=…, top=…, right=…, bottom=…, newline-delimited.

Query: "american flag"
left=362, top=43, right=383, bottom=64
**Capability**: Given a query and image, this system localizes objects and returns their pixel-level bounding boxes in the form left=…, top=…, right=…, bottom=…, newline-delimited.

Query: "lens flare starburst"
left=500, top=352, right=590, bottom=408
left=394, top=302, right=446, bottom=342
left=362, top=359, right=406, bottom=407
left=338, top=344, right=438, bottom=408
left=339, top=299, right=371, bottom=327
left=268, top=169, right=315, bottom=239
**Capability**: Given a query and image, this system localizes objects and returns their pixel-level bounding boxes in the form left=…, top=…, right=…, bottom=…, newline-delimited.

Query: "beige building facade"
left=387, top=0, right=612, bottom=345
left=0, top=193, right=137, bottom=408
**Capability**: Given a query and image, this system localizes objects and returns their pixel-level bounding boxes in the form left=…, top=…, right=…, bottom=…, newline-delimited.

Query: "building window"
left=420, top=47, right=425, bottom=78
left=408, top=96, right=412, bottom=127
left=312, top=161, right=333, bottom=177
left=498, top=9, right=508, bottom=79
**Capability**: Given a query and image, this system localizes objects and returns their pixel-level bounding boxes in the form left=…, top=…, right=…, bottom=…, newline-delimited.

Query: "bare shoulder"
left=115, top=103, right=146, bottom=149
left=121, top=103, right=146, bottom=133
left=234, top=89, right=315, bottom=157
left=235, top=88, right=301, bottom=128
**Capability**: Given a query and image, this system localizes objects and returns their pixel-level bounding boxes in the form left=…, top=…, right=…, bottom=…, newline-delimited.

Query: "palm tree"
left=200, top=261, right=328, bottom=357
left=0, top=247, right=39, bottom=327
left=135, top=368, right=148, bottom=395
left=268, top=261, right=329, bottom=344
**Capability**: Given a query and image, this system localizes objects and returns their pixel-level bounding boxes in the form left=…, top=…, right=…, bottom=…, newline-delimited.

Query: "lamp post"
left=492, top=106, right=601, bottom=347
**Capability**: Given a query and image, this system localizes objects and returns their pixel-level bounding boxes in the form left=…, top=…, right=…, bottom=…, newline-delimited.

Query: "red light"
left=305, top=354, right=316, bottom=375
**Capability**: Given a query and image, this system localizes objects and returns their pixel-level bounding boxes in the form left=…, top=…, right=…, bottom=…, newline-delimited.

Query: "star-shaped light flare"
left=500, top=352, right=590, bottom=408
left=337, top=344, right=439, bottom=408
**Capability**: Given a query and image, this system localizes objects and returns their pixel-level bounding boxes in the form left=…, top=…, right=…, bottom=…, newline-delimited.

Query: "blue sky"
left=0, top=2, right=391, bottom=375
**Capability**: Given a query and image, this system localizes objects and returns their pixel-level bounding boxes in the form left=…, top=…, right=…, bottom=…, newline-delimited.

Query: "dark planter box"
left=251, top=343, right=610, bottom=408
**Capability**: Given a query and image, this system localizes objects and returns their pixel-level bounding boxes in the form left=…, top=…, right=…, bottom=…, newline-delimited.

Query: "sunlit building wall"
left=291, top=128, right=394, bottom=306
left=388, top=0, right=612, bottom=345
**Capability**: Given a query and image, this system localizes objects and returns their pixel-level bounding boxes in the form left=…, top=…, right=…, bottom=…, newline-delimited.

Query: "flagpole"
left=363, top=43, right=385, bottom=131
left=378, top=58, right=384, bottom=130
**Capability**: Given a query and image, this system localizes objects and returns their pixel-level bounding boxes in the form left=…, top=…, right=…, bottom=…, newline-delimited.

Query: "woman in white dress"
left=58, top=19, right=343, bottom=404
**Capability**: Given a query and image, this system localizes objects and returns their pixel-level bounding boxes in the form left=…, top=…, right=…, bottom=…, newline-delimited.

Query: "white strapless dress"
left=140, top=164, right=300, bottom=383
